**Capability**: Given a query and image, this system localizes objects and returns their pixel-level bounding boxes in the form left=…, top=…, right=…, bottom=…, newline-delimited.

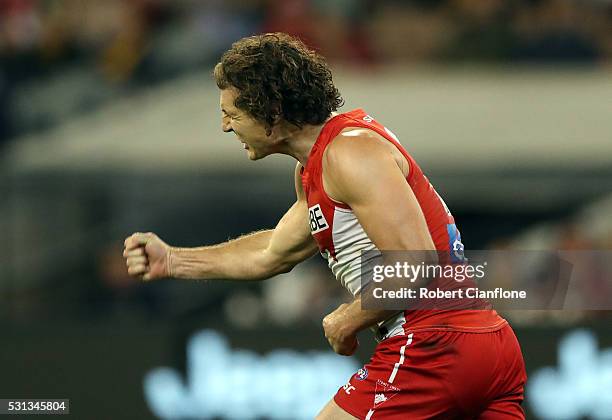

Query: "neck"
left=275, top=113, right=337, bottom=166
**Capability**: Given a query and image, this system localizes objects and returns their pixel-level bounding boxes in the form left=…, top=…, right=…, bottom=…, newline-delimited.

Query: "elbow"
left=275, top=261, right=296, bottom=275
left=251, top=254, right=296, bottom=280
left=260, top=248, right=300, bottom=278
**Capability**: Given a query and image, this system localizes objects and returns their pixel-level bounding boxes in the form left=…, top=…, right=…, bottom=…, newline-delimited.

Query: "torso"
left=300, top=109, right=507, bottom=337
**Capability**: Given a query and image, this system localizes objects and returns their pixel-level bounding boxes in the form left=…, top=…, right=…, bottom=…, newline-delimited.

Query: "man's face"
left=219, top=88, right=275, bottom=160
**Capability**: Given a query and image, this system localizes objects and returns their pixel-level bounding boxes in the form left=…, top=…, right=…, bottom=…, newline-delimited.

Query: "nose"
left=221, top=116, right=233, bottom=133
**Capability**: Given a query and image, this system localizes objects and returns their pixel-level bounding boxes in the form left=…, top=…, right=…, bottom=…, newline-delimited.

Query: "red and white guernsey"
left=301, top=109, right=506, bottom=339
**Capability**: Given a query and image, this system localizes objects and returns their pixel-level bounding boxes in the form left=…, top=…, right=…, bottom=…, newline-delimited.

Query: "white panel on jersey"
left=326, top=206, right=407, bottom=340
left=327, top=207, right=378, bottom=296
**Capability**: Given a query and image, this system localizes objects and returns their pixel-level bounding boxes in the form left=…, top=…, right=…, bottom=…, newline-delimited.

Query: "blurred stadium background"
left=1, top=0, right=611, bottom=419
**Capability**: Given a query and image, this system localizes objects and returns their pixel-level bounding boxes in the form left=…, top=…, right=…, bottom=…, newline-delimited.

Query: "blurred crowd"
left=2, top=0, right=611, bottom=75
left=1, top=0, right=611, bottom=145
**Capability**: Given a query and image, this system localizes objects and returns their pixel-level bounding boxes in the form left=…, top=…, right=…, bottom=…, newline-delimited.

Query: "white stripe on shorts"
left=388, top=333, right=413, bottom=384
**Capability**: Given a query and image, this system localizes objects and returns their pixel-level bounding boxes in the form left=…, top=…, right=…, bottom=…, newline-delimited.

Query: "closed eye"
left=222, top=108, right=239, bottom=120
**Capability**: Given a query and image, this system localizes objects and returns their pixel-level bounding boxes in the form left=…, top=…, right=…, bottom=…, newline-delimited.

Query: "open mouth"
left=237, top=137, right=249, bottom=150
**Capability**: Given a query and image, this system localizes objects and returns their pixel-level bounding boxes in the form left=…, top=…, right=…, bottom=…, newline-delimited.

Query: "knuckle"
left=129, top=249, right=142, bottom=257
left=322, top=316, right=332, bottom=328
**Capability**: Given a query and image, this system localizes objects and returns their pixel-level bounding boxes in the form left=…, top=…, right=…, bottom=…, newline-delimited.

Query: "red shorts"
left=334, top=324, right=527, bottom=419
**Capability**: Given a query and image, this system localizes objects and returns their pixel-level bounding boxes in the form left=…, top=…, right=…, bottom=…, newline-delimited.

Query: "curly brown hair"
left=214, top=33, right=344, bottom=129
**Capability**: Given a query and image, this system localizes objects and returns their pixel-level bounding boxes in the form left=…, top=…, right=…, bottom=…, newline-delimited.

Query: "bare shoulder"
left=323, top=129, right=387, bottom=168
left=323, top=128, right=408, bottom=179
left=322, top=129, right=408, bottom=203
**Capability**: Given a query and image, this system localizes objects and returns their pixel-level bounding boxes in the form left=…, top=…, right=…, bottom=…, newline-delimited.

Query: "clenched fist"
left=322, top=303, right=359, bottom=356
left=123, top=232, right=171, bottom=281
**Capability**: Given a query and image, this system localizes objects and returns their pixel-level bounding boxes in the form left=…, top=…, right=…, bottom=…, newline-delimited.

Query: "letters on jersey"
left=308, top=204, right=329, bottom=234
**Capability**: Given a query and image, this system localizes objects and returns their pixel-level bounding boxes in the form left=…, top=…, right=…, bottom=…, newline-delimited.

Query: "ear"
left=266, top=114, right=282, bottom=137
left=266, top=102, right=283, bottom=137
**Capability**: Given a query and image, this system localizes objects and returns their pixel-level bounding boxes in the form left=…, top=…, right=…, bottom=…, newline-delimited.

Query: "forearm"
left=169, top=229, right=279, bottom=280
left=337, top=296, right=399, bottom=336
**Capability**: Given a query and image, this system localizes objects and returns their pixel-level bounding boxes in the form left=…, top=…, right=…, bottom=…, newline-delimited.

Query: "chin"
left=246, top=150, right=260, bottom=161
left=246, top=149, right=269, bottom=161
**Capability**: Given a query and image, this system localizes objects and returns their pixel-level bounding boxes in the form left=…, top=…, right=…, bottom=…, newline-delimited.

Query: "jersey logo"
left=447, top=223, right=466, bottom=263
left=308, top=204, right=329, bottom=234
left=373, top=380, right=400, bottom=408
left=374, top=393, right=387, bottom=405
left=356, top=367, right=368, bottom=380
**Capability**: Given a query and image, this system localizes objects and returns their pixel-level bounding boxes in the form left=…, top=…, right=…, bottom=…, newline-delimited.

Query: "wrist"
left=167, top=246, right=192, bottom=279
left=164, top=246, right=214, bottom=280
left=166, top=246, right=175, bottom=278
left=339, top=305, right=362, bottom=337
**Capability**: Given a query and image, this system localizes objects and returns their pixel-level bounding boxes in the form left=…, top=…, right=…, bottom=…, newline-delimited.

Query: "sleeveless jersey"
left=300, top=109, right=506, bottom=337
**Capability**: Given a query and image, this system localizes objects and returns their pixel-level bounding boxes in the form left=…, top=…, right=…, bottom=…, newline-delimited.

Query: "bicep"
left=265, top=199, right=318, bottom=271
left=324, top=138, right=435, bottom=252
left=263, top=163, right=318, bottom=271
left=354, top=171, right=434, bottom=251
